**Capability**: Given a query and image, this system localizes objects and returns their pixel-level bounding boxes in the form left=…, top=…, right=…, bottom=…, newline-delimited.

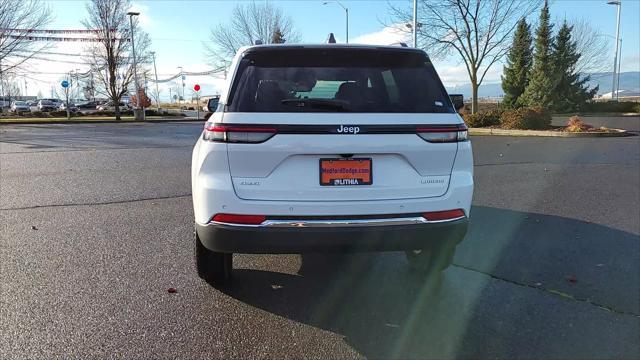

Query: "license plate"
left=319, top=158, right=372, bottom=186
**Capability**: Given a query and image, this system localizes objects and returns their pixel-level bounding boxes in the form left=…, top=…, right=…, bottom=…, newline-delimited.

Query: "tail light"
left=422, top=209, right=466, bottom=221
left=211, top=213, right=266, bottom=225
left=417, top=124, right=468, bottom=143
left=203, top=122, right=277, bottom=143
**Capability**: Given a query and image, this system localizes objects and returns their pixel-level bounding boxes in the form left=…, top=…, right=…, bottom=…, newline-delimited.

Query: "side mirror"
left=449, top=94, right=464, bottom=111
left=206, top=98, right=220, bottom=112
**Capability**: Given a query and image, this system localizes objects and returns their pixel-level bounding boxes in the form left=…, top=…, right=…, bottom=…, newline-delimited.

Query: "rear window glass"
left=227, top=48, right=453, bottom=113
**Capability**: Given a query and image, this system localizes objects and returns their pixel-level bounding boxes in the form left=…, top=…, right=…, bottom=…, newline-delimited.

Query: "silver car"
left=11, top=101, right=31, bottom=114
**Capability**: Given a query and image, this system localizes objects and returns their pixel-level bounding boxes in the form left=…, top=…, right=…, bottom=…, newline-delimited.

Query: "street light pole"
left=323, top=1, right=348, bottom=43
left=177, top=66, right=184, bottom=108
left=616, top=38, right=622, bottom=100
left=65, top=71, right=71, bottom=121
left=607, top=0, right=621, bottom=101
left=151, top=51, right=161, bottom=112
left=0, top=59, right=4, bottom=113
left=90, top=72, right=95, bottom=102
left=413, top=0, right=418, bottom=48
left=128, top=11, right=144, bottom=120
left=345, top=6, right=349, bottom=43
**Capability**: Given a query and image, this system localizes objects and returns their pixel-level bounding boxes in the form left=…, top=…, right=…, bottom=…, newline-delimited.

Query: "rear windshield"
left=227, top=48, right=454, bottom=113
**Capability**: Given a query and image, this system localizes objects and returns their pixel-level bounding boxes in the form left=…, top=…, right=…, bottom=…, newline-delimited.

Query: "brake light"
left=211, top=213, right=267, bottom=225
left=417, top=124, right=468, bottom=143
left=422, top=209, right=466, bottom=221
left=203, top=122, right=277, bottom=143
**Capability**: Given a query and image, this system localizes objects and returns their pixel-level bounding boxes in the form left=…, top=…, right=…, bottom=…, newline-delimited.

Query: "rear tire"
left=195, top=230, right=233, bottom=287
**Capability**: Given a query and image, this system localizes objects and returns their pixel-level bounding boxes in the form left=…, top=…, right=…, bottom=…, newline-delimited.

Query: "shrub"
left=28, top=111, right=46, bottom=118
left=130, top=90, right=152, bottom=108
left=565, top=115, right=593, bottom=132
left=634, top=103, right=640, bottom=113
left=50, top=110, right=69, bottom=117
left=499, top=107, right=551, bottom=130
left=90, top=110, right=133, bottom=116
left=462, top=109, right=503, bottom=128
left=144, top=109, right=185, bottom=117
left=580, top=101, right=637, bottom=113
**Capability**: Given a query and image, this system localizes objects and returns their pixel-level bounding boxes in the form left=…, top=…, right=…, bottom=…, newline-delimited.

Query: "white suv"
left=192, top=44, right=473, bottom=286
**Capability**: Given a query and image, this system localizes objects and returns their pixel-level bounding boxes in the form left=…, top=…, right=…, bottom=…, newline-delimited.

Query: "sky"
left=11, top=0, right=640, bottom=100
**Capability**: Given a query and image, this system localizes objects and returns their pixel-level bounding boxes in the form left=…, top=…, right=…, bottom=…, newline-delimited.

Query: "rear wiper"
left=281, top=98, right=350, bottom=111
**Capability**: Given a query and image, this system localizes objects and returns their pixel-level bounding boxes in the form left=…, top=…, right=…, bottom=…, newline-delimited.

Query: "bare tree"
left=83, top=0, right=151, bottom=120
left=0, top=74, right=21, bottom=98
left=79, top=73, right=97, bottom=101
left=568, top=18, right=612, bottom=74
left=147, top=86, right=161, bottom=106
left=205, top=1, right=299, bottom=65
left=0, top=0, right=52, bottom=72
left=168, top=81, right=183, bottom=102
left=390, top=0, right=541, bottom=113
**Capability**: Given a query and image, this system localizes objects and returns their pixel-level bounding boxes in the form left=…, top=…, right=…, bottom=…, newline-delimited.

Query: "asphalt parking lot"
left=1, top=119, right=639, bottom=358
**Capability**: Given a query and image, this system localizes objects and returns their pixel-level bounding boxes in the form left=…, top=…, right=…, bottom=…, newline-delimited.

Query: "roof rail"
left=390, top=42, right=409, bottom=47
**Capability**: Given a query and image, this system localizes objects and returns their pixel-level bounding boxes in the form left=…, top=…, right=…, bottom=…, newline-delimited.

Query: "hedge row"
left=463, top=107, right=552, bottom=130
left=580, top=101, right=639, bottom=114
left=4, top=110, right=185, bottom=118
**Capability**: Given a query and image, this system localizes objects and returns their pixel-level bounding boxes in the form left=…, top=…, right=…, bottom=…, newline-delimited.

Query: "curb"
left=468, top=128, right=631, bottom=137
left=0, top=118, right=202, bottom=125
left=552, top=113, right=640, bottom=117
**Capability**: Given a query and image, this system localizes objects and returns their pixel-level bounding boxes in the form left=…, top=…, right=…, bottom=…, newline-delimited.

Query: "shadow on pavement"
left=222, top=206, right=639, bottom=359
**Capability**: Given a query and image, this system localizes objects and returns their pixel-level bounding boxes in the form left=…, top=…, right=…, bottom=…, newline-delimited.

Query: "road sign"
left=182, top=75, right=186, bottom=81
left=194, top=84, right=201, bottom=92
left=173, top=95, right=178, bottom=100
left=61, top=80, right=69, bottom=88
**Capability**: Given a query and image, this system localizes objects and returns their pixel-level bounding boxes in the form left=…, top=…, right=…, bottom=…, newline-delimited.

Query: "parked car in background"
left=96, top=101, right=130, bottom=111
left=37, top=100, right=58, bottom=112
left=27, top=101, right=39, bottom=112
left=11, top=101, right=31, bottom=114
left=59, top=102, right=79, bottom=113
left=77, top=101, right=99, bottom=109
left=40, top=98, right=63, bottom=107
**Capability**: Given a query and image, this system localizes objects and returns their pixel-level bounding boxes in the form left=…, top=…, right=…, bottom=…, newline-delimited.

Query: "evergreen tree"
left=522, top=0, right=555, bottom=109
left=551, top=21, right=598, bottom=111
left=502, top=18, right=533, bottom=108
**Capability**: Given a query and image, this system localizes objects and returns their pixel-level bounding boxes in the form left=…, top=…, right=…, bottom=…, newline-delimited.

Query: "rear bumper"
left=196, top=217, right=468, bottom=254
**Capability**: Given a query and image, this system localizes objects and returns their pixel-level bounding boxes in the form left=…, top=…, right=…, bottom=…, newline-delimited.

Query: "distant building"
left=599, top=90, right=640, bottom=99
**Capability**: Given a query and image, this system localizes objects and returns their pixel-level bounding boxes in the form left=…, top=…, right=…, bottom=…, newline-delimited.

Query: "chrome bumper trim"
left=210, top=215, right=466, bottom=228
